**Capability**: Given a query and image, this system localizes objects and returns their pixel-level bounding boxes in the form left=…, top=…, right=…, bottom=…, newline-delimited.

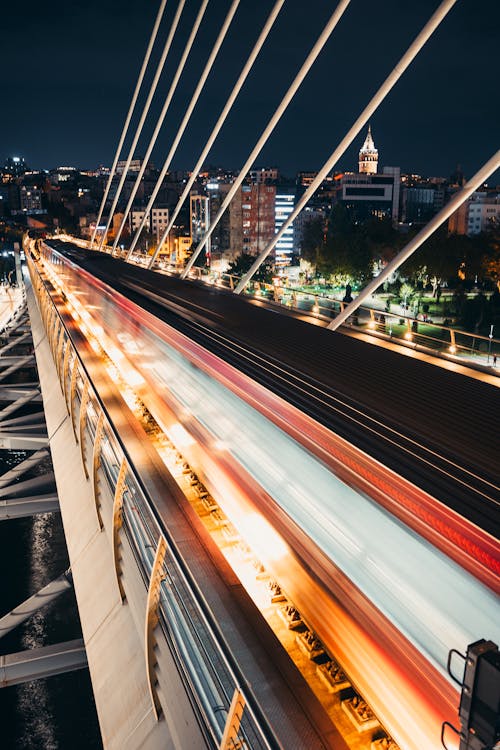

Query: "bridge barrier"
left=30, top=239, right=500, bottom=750
left=52, top=234, right=500, bottom=370
left=27, top=246, right=277, bottom=750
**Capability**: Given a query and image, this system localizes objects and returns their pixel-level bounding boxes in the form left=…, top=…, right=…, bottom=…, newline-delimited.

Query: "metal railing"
left=52, top=234, right=499, bottom=372
left=27, top=246, right=277, bottom=750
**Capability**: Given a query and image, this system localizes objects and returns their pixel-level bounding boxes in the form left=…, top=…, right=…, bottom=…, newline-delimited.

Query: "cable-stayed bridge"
left=1, top=1, right=499, bottom=749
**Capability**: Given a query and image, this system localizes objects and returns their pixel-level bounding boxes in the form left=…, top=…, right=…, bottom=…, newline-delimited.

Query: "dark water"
left=0, top=452, right=103, bottom=749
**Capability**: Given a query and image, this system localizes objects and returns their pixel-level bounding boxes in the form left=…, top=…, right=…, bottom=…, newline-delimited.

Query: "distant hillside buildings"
left=1, top=132, right=498, bottom=267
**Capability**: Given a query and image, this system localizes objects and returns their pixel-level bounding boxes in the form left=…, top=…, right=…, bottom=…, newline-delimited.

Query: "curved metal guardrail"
left=54, top=233, right=500, bottom=370
left=30, top=238, right=500, bottom=750
left=27, top=244, right=278, bottom=750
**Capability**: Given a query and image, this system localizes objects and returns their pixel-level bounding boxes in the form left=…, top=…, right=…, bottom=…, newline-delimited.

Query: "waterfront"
left=0, top=454, right=102, bottom=748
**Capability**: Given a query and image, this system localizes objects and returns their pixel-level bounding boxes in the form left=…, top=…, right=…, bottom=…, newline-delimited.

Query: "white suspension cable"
left=112, top=0, right=214, bottom=256
left=234, top=0, right=458, bottom=294
left=97, top=0, right=188, bottom=252
left=147, top=0, right=286, bottom=270
left=125, top=0, right=238, bottom=261
left=90, top=0, right=167, bottom=248
left=327, top=150, right=500, bottom=331
left=180, top=0, right=351, bottom=280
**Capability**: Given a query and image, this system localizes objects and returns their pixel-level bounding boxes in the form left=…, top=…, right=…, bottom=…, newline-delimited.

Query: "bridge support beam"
left=0, top=355, right=35, bottom=368
left=0, top=388, right=40, bottom=421
left=0, top=355, right=36, bottom=383
left=0, top=571, right=72, bottom=638
left=0, top=448, right=50, bottom=488
left=0, top=386, right=43, bottom=402
left=0, top=330, right=31, bottom=355
left=0, top=493, right=59, bottom=519
left=0, top=432, right=48, bottom=450
left=0, top=639, right=87, bottom=687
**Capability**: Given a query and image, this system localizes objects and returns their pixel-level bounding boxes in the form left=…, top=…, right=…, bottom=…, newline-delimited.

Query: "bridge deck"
left=56, top=242, right=500, bottom=539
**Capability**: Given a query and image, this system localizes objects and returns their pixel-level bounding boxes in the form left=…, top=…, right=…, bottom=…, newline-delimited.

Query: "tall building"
left=190, top=194, right=211, bottom=260
left=128, top=206, right=169, bottom=242
left=239, top=184, right=276, bottom=256
left=274, top=188, right=296, bottom=267
left=204, top=183, right=232, bottom=260
left=449, top=191, right=500, bottom=236
left=358, top=125, right=378, bottom=174
left=20, top=186, right=43, bottom=214
left=190, top=195, right=209, bottom=242
left=337, top=130, right=400, bottom=224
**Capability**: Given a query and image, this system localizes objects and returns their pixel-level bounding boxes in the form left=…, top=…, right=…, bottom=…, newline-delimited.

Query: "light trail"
left=128, top=278, right=500, bottom=506
left=37, top=242, right=500, bottom=750
left=104, top=273, right=500, bottom=590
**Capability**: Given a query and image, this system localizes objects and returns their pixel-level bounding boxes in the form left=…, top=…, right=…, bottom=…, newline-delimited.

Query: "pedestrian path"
left=292, top=287, right=499, bottom=376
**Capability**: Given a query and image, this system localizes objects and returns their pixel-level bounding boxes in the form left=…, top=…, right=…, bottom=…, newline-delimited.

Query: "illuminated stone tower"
left=358, top=125, right=378, bottom=174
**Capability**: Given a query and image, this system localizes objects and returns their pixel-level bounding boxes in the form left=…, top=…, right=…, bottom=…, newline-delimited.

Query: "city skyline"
left=2, top=0, right=499, bottom=181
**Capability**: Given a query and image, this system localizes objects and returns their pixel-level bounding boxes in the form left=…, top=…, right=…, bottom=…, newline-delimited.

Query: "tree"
left=481, top=231, right=500, bottom=291
left=324, top=205, right=373, bottom=283
left=364, top=217, right=403, bottom=266
left=300, top=217, right=325, bottom=266
left=459, top=293, right=488, bottom=333
left=327, top=202, right=354, bottom=239
left=226, top=253, right=274, bottom=283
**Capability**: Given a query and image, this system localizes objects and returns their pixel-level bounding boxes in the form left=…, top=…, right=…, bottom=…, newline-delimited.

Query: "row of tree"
left=301, top=203, right=500, bottom=291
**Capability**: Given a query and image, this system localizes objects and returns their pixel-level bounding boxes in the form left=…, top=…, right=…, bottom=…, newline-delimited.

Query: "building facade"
left=466, top=193, right=500, bottom=235
left=190, top=195, right=209, bottom=243
left=117, top=159, right=154, bottom=174
left=128, top=207, right=169, bottom=240
left=448, top=191, right=500, bottom=236
left=340, top=172, right=397, bottom=222
left=248, top=167, right=279, bottom=184
left=240, top=184, right=276, bottom=256
left=190, top=194, right=211, bottom=262
left=274, top=188, right=296, bottom=267
left=20, top=186, right=43, bottom=213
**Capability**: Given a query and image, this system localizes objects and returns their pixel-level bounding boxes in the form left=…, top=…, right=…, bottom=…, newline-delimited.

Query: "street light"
left=487, top=324, right=494, bottom=364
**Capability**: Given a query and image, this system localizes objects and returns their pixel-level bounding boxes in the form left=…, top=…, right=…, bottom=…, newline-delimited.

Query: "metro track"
left=51, top=242, right=500, bottom=539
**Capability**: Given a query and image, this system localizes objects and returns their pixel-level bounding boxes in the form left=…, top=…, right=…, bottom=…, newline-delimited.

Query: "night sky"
left=2, top=0, right=499, bottom=181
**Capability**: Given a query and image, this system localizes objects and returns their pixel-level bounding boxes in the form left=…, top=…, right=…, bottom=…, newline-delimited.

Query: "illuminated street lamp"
left=487, top=324, right=494, bottom=363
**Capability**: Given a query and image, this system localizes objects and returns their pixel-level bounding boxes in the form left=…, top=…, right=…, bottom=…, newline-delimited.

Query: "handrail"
left=49, top=234, right=499, bottom=370
left=26, top=245, right=278, bottom=750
